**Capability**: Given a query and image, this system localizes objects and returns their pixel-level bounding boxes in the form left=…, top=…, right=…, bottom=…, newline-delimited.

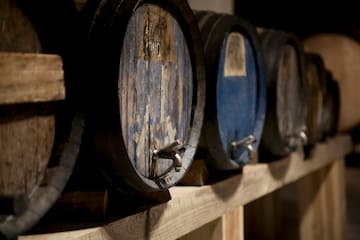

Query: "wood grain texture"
left=178, top=159, right=209, bottom=186
left=222, top=207, right=244, bottom=240
left=178, top=218, right=222, bottom=240
left=0, top=52, right=65, bottom=105
left=244, top=160, right=346, bottom=240
left=0, top=2, right=58, bottom=199
left=18, top=135, right=351, bottom=240
left=298, top=159, right=345, bottom=240
left=260, top=30, right=307, bottom=158
left=119, top=4, right=193, bottom=178
left=0, top=103, right=55, bottom=197
left=178, top=206, right=243, bottom=240
left=224, top=32, right=246, bottom=77
left=304, top=34, right=360, bottom=132
left=0, top=0, right=41, bottom=52
left=277, top=45, right=302, bottom=141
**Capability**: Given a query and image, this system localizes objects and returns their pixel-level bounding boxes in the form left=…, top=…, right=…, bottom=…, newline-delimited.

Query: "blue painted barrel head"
left=196, top=12, right=267, bottom=170
left=217, top=32, right=258, bottom=164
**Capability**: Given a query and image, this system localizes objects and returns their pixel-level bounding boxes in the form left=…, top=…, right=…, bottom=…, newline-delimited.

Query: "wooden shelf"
left=19, top=134, right=352, bottom=240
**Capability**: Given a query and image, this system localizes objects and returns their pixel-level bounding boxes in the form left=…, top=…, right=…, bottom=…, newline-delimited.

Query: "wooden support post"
left=298, top=159, right=345, bottom=240
left=179, top=206, right=244, bottom=240
left=245, top=193, right=280, bottom=240
left=245, top=159, right=346, bottom=240
left=222, top=206, right=244, bottom=240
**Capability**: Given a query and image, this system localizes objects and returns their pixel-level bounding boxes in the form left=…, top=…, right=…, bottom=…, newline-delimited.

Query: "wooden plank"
left=0, top=103, right=55, bottom=197
left=298, top=159, right=345, bottom=240
left=222, top=206, right=244, bottom=240
left=179, top=206, right=243, bottom=240
left=245, top=192, right=280, bottom=240
left=178, top=218, right=222, bottom=240
left=19, top=228, right=107, bottom=240
left=0, top=52, right=65, bottom=105
left=19, top=135, right=351, bottom=240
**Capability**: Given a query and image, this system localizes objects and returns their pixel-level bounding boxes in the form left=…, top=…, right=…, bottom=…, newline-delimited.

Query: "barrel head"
left=118, top=4, right=194, bottom=187
left=277, top=45, right=303, bottom=144
left=196, top=12, right=267, bottom=170
left=260, top=30, right=307, bottom=158
left=217, top=32, right=258, bottom=163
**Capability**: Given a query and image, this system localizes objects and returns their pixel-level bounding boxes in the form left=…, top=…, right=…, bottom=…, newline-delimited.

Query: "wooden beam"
left=222, top=206, right=244, bottom=240
left=0, top=52, right=65, bottom=105
left=179, top=206, right=243, bottom=240
left=19, top=135, right=351, bottom=240
left=178, top=218, right=222, bottom=240
left=298, top=159, right=345, bottom=240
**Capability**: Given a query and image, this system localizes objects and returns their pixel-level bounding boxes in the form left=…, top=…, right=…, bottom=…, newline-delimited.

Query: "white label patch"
left=224, top=32, right=247, bottom=77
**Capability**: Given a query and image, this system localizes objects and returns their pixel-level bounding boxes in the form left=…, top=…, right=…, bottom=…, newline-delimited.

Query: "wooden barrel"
left=194, top=11, right=266, bottom=170
left=303, top=33, right=360, bottom=132
left=83, top=0, right=205, bottom=191
left=304, top=53, right=327, bottom=145
left=0, top=1, right=84, bottom=238
left=259, top=29, right=307, bottom=158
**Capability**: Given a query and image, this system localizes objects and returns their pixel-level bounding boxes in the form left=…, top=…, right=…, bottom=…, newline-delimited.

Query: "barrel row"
left=0, top=0, right=341, bottom=238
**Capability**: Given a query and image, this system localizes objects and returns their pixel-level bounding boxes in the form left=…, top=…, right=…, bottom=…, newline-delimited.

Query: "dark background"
left=235, top=1, right=360, bottom=39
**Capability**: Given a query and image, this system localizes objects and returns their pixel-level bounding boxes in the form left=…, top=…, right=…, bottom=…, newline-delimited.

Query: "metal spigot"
left=231, top=135, right=256, bottom=160
left=151, top=140, right=185, bottom=176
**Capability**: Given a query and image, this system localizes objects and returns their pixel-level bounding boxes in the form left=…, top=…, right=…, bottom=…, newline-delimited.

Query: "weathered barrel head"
left=195, top=11, right=267, bottom=170
left=259, top=29, right=307, bottom=159
left=86, top=0, right=205, bottom=191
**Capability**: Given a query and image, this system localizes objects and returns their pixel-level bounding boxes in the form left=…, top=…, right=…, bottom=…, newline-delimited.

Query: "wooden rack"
left=19, top=135, right=352, bottom=240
